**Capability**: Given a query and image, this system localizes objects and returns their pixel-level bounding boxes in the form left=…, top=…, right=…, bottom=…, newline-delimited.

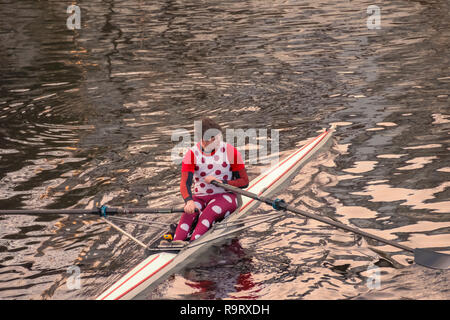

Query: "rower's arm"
left=225, top=144, right=248, bottom=188
left=180, top=150, right=195, bottom=203
left=223, top=168, right=249, bottom=188
left=180, top=171, right=194, bottom=202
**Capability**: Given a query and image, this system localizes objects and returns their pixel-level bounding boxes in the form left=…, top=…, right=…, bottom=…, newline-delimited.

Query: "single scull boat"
left=97, top=128, right=333, bottom=300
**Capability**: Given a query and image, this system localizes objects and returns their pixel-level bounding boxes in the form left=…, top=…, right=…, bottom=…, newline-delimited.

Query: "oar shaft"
left=213, top=181, right=414, bottom=253
left=0, top=207, right=185, bottom=215
left=0, top=209, right=98, bottom=215
left=283, top=202, right=413, bottom=253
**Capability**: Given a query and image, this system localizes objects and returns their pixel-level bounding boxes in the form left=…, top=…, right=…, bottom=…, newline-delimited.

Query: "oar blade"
left=414, top=248, right=450, bottom=270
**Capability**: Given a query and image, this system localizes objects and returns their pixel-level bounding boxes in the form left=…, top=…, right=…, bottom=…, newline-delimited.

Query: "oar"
left=0, top=206, right=185, bottom=216
left=211, top=181, right=450, bottom=270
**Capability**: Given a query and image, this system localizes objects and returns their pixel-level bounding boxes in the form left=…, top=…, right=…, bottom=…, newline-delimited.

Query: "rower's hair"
left=201, top=117, right=222, bottom=140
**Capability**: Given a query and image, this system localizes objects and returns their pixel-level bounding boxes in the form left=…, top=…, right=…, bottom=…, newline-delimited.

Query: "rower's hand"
left=184, top=200, right=197, bottom=214
left=205, top=176, right=221, bottom=185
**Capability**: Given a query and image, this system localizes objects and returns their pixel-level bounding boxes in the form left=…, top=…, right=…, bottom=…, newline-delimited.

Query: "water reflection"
left=0, top=0, right=449, bottom=299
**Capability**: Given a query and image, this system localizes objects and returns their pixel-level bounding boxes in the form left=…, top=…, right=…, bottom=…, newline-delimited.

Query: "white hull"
left=97, top=129, right=333, bottom=300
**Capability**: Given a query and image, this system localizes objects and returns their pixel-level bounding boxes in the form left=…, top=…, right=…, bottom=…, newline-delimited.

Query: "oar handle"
left=117, top=208, right=186, bottom=214
left=212, top=181, right=414, bottom=253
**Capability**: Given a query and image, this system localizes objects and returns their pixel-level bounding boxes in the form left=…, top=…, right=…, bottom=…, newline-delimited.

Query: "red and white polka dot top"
left=181, top=141, right=245, bottom=196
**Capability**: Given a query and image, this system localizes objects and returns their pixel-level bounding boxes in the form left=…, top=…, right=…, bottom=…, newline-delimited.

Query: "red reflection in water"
left=183, top=239, right=260, bottom=299
left=231, top=272, right=259, bottom=299
left=186, top=280, right=216, bottom=292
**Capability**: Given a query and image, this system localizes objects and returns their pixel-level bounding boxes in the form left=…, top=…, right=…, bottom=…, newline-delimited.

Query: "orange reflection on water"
left=351, top=182, right=450, bottom=214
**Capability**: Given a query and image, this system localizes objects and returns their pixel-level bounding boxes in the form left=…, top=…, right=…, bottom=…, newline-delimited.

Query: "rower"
left=167, top=117, right=249, bottom=245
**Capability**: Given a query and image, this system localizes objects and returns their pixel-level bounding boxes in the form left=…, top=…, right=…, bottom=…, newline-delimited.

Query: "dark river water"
left=0, top=0, right=449, bottom=299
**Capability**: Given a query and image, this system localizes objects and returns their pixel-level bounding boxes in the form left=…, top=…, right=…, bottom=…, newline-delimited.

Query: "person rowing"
left=167, top=117, right=249, bottom=245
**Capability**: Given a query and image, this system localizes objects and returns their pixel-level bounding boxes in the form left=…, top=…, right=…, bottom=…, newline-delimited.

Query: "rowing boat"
left=2, top=126, right=448, bottom=295
left=96, top=128, right=333, bottom=300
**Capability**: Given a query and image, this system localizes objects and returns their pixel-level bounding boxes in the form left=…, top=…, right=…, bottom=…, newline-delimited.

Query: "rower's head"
left=201, top=117, right=223, bottom=151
